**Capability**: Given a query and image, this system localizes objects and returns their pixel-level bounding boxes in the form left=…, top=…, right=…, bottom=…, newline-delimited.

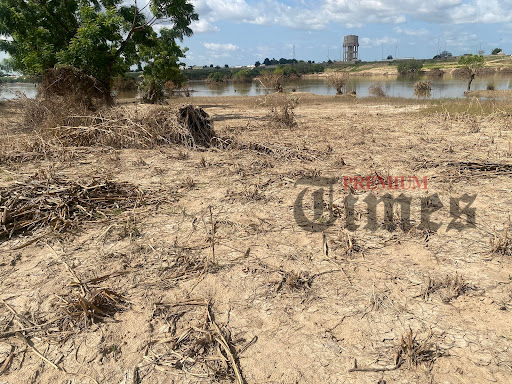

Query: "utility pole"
left=293, top=44, right=295, bottom=60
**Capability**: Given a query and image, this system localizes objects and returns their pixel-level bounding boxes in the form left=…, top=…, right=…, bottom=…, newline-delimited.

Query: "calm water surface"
left=2, top=74, right=511, bottom=100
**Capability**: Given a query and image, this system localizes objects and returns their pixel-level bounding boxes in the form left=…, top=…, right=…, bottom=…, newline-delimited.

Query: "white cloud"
left=360, top=36, right=398, bottom=48
left=191, top=19, right=220, bottom=33
left=394, top=26, right=429, bottom=37
left=203, top=42, right=239, bottom=51
left=189, top=0, right=512, bottom=31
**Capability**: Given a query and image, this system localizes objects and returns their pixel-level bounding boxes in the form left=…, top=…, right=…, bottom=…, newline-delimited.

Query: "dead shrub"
left=350, top=328, right=442, bottom=372
left=177, top=104, right=217, bottom=147
left=327, top=72, right=350, bottom=94
left=266, top=94, right=299, bottom=129
left=39, top=66, right=111, bottom=107
left=259, top=72, right=283, bottom=93
left=22, top=66, right=111, bottom=131
left=368, top=83, right=386, bottom=97
left=414, top=81, right=432, bottom=98
left=141, top=80, right=165, bottom=104
left=487, top=82, right=496, bottom=91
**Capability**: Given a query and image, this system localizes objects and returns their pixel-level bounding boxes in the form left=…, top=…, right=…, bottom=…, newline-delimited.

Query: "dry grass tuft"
left=56, top=288, right=128, bottom=332
left=419, top=272, right=471, bottom=302
left=277, top=270, right=312, bottom=292
left=490, top=225, right=512, bottom=256
left=395, top=328, right=441, bottom=369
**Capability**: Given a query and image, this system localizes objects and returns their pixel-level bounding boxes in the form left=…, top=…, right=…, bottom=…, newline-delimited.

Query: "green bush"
left=396, top=60, right=423, bottom=74
left=206, top=72, right=226, bottom=83
left=232, top=69, right=252, bottom=83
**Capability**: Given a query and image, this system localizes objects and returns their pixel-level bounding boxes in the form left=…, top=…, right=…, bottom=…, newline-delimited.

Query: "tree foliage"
left=492, top=48, right=502, bottom=55
left=458, top=54, right=484, bottom=92
left=458, top=54, right=484, bottom=69
left=232, top=69, right=251, bottom=83
left=206, top=72, right=225, bottom=84
left=396, top=60, right=423, bottom=74
left=0, top=0, right=197, bottom=94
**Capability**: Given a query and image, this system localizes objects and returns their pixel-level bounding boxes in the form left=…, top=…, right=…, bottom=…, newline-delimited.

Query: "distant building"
left=343, top=35, right=359, bottom=63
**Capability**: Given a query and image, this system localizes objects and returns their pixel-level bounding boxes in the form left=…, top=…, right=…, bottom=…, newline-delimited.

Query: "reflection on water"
left=2, top=74, right=512, bottom=100
left=184, top=74, right=512, bottom=99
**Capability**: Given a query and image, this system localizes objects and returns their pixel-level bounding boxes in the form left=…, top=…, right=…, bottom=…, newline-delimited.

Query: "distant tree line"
left=182, top=60, right=324, bottom=82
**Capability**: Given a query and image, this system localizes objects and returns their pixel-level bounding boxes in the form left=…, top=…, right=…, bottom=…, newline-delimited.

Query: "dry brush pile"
left=146, top=300, right=246, bottom=383
left=22, top=103, right=217, bottom=151
left=0, top=174, right=141, bottom=241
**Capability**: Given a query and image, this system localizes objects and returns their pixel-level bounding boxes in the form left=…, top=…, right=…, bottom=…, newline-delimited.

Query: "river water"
left=2, top=74, right=511, bottom=100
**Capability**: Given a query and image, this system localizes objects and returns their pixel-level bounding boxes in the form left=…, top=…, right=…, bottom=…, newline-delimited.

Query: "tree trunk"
left=101, top=70, right=114, bottom=106
left=466, top=73, right=475, bottom=92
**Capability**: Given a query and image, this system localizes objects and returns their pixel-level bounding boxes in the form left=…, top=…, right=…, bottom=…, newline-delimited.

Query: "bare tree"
left=259, top=72, right=283, bottom=93
left=327, top=72, right=350, bottom=95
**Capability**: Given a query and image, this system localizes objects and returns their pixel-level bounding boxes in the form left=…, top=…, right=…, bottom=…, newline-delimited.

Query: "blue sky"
left=1, top=0, right=511, bottom=67
left=180, top=0, right=512, bottom=66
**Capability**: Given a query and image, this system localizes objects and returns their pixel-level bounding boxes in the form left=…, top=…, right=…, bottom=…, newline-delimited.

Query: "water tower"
left=343, top=35, right=359, bottom=63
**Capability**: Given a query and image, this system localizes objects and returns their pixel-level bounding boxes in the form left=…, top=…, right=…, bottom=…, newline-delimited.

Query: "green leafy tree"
left=492, top=48, right=502, bottom=55
left=139, top=28, right=188, bottom=102
left=458, top=54, right=484, bottom=92
left=0, top=0, right=198, bottom=98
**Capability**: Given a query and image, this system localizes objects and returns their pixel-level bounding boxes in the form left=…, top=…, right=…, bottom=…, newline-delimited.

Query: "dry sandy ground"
left=1, top=93, right=512, bottom=384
